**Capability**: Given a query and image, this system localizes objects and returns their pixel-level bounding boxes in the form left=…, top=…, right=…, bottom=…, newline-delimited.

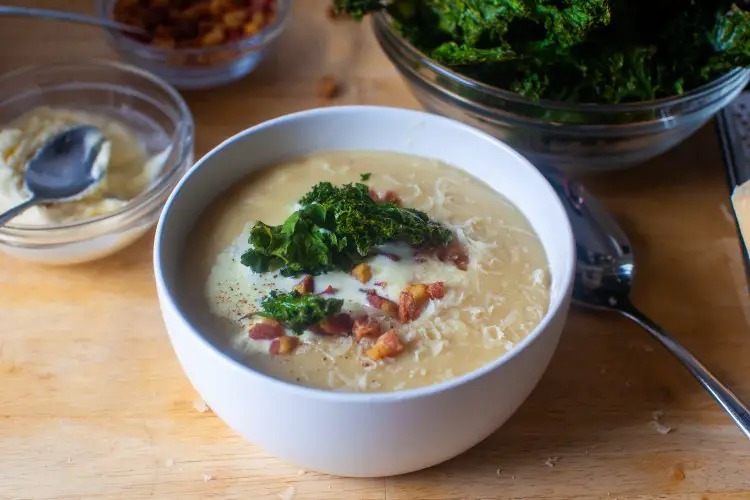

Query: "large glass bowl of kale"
left=336, top=0, right=750, bottom=173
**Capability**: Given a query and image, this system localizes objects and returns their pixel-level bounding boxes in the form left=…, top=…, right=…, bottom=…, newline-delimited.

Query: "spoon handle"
left=0, top=198, right=39, bottom=228
left=0, top=6, right=146, bottom=36
left=619, top=301, right=750, bottom=439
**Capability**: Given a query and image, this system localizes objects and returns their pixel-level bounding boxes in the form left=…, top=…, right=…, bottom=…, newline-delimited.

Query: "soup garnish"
left=185, top=151, right=550, bottom=392
left=241, top=176, right=462, bottom=361
left=241, top=181, right=454, bottom=277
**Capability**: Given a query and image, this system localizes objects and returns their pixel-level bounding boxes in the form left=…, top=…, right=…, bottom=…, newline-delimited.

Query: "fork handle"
left=619, top=300, right=750, bottom=439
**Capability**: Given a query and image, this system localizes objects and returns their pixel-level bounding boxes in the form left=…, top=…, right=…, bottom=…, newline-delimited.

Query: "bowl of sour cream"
left=0, top=60, right=194, bottom=265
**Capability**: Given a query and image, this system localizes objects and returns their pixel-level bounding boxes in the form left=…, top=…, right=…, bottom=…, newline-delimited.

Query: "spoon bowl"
left=0, top=125, right=106, bottom=227
left=541, top=166, right=750, bottom=440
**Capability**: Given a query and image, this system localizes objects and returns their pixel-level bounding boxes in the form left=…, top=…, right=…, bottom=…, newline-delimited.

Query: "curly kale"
left=259, top=291, right=343, bottom=333
left=241, top=182, right=453, bottom=276
left=333, top=0, right=750, bottom=104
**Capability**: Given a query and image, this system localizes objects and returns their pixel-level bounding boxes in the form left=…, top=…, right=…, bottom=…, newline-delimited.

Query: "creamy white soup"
left=183, top=151, right=550, bottom=392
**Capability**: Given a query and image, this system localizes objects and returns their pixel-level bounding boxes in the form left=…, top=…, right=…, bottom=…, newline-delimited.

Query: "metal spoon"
left=542, top=167, right=750, bottom=439
left=0, top=126, right=107, bottom=228
left=0, top=6, right=148, bottom=37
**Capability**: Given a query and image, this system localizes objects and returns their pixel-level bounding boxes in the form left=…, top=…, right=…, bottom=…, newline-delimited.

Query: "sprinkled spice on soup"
left=183, top=151, right=550, bottom=392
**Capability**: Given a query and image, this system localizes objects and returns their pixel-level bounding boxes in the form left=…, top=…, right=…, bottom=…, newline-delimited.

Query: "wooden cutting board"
left=1, top=1, right=749, bottom=499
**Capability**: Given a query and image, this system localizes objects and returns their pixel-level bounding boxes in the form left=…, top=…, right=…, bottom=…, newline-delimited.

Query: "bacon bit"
left=351, top=263, right=372, bottom=284
left=352, top=317, right=381, bottom=341
left=374, top=281, right=387, bottom=288
left=270, top=335, right=299, bottom=355
left=369, top=189, right=402, bottom=206
left=365, top=289, right=399, bottom=315
left=378, top=251, right=401, bottom=262
left=382, top=191, right=401, bottom=205
left=399, top=285, right=429, bottom=323
left=427, top=281, right=445, bottom=299
left=366, top=329, right=405, bottom=360
left=293, top=275, right=314, bottom=294
left=437, top=239, right=469, bottom=271
left=399, top=283, right=446, bottom=323
left=318, top=285, right=337, bottom=295
left=318, top=313, right=354, bottom=335
left=249, top=318, right=284, bottom=340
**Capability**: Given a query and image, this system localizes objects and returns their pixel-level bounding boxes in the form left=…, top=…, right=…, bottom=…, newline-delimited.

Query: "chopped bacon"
left=270, top=335, right=299, bottom=355
left=369, top=189, right=401, bottom=206
left=249, top=318, right=284, bottom=340
left=318, top=285, right=337, bottom=295
left=365, top=289, right=399, bottom=315
left=436, top=239, right=469, bottom=271
left=381, top=191, right=401, bottom=205
left=427, top=281, right=445, bottom=299
left=378, top=251, right=401, bottom=262
left=352, top=317, right=381, bottom=341
left=399, top=283, right=446, bottom=323
left=293, top=275, right=314, bottom=294
left=374, top=281, right=387, bottom=288
left=351, top=262, right=372, bottom=284
left=318, top=313, right=354, bottom=335
left=399, top=284, right=428, bottom=323
left=413, top=238, right=468, bottom=270
left=365, top=329, right=405, bottom=360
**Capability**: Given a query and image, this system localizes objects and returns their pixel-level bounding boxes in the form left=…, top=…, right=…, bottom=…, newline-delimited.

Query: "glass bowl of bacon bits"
left=97, top=0, right=289, bottom=90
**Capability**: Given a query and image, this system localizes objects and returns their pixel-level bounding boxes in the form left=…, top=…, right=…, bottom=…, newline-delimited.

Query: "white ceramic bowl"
left=154, top=106, right=575, bottom=477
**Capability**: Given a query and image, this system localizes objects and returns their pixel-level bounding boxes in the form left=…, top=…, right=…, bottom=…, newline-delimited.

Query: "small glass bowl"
left=0, top=60, right=194, bottom=265
left=372, top=12, right=750, bottom=173
left=96, top=0, right=291, bottom=90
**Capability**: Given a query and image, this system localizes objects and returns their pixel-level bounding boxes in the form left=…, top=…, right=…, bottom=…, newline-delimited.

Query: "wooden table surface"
left=2, top=1, right=750, bottom=499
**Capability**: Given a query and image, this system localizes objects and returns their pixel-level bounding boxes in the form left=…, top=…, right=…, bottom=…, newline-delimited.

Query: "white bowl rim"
left=154, top=105, right=576, bottom=403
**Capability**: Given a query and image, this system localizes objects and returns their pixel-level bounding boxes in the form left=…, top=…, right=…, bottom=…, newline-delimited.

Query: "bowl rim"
left=371, top=11, right=749, bottom=113
left=154, top=105, right=576, bottom=403
left=0, top=59, right=194, bottom=233
left=97, top=0, right=291, bottom=57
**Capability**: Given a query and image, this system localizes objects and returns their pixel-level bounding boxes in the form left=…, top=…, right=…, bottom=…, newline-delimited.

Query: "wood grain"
left=1, top=1, right=749, bottom=499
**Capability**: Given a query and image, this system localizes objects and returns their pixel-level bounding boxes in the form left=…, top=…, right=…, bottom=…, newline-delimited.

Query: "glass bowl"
left=0, top=60, right=194, bottom=265
left=96, top=0, right=291, bottom=90
left=372, top=12, right=750, bottom=174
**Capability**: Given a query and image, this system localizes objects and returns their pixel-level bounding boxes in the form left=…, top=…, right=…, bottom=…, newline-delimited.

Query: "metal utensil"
left=542, top=167, right=750, bottom=439
left=0, top=6, right=148, bottom=37
left=0, top=126, right=107, bottom=227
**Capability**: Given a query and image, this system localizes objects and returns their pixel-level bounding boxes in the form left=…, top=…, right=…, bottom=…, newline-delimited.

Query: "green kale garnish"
left=333, top=0, right=750, bottom=104
left=259, top=291, right=344, bottom=334
left=360, top=172, right=372, bottom=181
left=241, top=182, right=452, bottom=276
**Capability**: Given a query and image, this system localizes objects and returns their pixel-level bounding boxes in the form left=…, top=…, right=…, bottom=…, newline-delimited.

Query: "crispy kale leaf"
left=241, top=182, right=453, bottom=276
left=240, top=203, right=349, bottom=277
left=300, top=182, right=452, bottom=254
left=334, top=0, right=750, bottom=104
left=259, top=291, right=343, bottom=333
